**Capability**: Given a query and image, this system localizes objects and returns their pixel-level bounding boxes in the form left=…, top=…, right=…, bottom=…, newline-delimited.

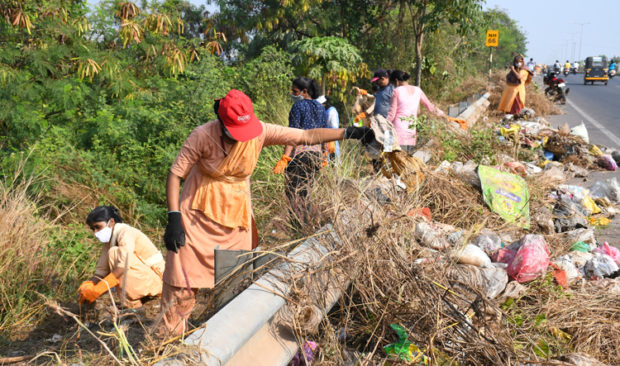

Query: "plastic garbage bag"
left=453, top=160, right=481, bottom=188
left=492, top=247, right=517, bottom=264
left=415, top=221, right=450, bottom=250
left=584, top=253, right=619, bottom=279
left=570, top=241, right=591, bottom=253
left=593, top=242, right=620, bottom=264
left=570, top=122, right=589, bottom=143
left=589, top=145, right=604, bottom=157
left=291, top=340, right=318, bottom=366
left=446, top=264, right=508, bottom=299
left=597, top=155, right=618, bottom=171
left=568, top=250, right=594, bottom=268
left=506, top=235, right=550, bottom=283
left=589, top=178, right=620, bottom=203
left=471, top=232, right=502, bottom=255
left=497, top=281, right=528, bottom=304
left=451, top=244, right=492, bottom=267
left=562, top=228, right=596, bottom=245
left=552, top=255, right=582, bottom=286
left=533, top=206, right=555, bottom=235
left=553, top=195, right=589, bottom=233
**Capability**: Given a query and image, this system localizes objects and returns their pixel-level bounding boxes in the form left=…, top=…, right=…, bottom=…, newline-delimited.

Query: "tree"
left=400, top=0, right=483, bottom=86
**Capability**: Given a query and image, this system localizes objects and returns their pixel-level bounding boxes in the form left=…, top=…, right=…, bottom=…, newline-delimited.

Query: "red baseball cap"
left=218, top=89, right=263, bottom=142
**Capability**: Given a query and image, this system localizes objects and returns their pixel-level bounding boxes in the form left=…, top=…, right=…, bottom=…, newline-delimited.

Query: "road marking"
left=567, top=99, right=620, bottom=147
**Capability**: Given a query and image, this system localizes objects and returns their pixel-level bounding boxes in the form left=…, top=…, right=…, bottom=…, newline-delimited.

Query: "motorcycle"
left=543, top=72, right=570, bottom=104
left=571, top=67, right=577, bottom=75
left=563, top=67, right=570, bottom=76
left=610, top=69, right=616, bottom=79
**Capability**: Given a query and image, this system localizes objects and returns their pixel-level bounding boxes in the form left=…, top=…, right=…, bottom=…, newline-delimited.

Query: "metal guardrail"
left=156, top=225, right=344, bottom=366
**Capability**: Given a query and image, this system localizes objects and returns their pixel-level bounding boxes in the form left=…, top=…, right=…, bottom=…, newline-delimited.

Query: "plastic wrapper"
left=584, top=253, right=619, bottom=279
left=593, top=242, right=620, bottom=264
left=553, top=196, right=589, bottom=232
left=570, top=122, right=589, bottom=143
left=414, top=221, right=450, bottom=250
left=446, top=264, right=508, bottom=299
left=568, top=251, right=594, bottom=268
left=597, top=155, right=618, bottom=171
left=506, top=235, right=550, bottom=283
left=451, top=244, right=492, bottom=267
left=551, top=255, right=582, bottom=286
left=589, top=178, right=620, bottom=203
left=471, top=232, right=502, bottom=255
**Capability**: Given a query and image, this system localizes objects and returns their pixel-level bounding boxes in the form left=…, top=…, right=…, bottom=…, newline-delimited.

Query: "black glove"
left=164, top=211, right=185, bottom=253
left=345, top=126, right=376, bottom=145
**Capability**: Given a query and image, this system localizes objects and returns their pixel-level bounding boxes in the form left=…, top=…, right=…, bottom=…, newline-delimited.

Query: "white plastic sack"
left=451, top=244, right=492, bottom=267
left=568, top=250, right=594, bottom=268
left=570, top=122, right=589, bottom=144
left=481, top=265, right=509, bottom=299
left=583, top=253, right=619, bottom=279
left=589, top=178, right=620, bottom=203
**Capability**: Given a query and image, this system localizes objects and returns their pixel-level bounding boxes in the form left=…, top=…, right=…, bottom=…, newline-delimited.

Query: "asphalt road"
left=541, top=73, right=620, bottom=247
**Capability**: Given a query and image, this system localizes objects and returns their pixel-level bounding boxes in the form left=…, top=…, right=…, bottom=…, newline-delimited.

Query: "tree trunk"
left=414, top=31, right=424, bottom=86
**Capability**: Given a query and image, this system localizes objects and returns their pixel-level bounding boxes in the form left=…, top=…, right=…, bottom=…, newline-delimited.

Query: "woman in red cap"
left=161, top=89, right=374, bottom=335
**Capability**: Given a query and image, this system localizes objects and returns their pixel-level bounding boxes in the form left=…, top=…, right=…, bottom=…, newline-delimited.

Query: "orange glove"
left=78, top=280, right=95, bottom=293
left=321, top=151, right=329, bottom=168
left=354, top=112, right=367, bottom=124
left=327, top=141, right=336, bottom=154
left=78, top=273, right=119, bottom=304
left=359, top=89, right=368, bottom=95
left=273, top=154, right=292, bottom=174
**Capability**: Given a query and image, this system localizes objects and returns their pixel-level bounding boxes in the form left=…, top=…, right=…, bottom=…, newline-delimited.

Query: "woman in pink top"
left=386, top=70, right=445, bottom=153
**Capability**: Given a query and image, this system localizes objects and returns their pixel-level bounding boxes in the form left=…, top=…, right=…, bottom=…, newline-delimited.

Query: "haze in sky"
left=484, top=0, right=618, bottom=64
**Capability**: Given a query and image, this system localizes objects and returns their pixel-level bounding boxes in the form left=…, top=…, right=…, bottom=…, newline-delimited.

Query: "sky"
left=483, top=0, right=618, bottom=64
left=88, top=0, right=617, bottom=64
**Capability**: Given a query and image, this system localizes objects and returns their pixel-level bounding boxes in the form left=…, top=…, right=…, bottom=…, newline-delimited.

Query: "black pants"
left=284, top=151, right=322, bottom=224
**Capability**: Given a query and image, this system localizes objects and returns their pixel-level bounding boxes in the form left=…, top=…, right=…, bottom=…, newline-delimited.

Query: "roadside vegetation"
left=0, top=0, right=535, bottom=362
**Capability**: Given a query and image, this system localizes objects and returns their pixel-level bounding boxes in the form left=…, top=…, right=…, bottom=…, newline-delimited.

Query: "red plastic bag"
left=492, top=247, right=517, bottom=264
left=506, top=235, right=550, bottom=283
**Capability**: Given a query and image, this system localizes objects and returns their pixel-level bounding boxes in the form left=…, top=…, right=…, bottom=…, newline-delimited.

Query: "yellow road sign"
left=486, top=30, right=499, bottom=47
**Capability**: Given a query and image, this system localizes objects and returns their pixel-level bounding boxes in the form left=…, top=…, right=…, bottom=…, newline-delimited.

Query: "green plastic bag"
left=570, top=241, right=590, bottom=252
left=478, top=165, right=530, bottom=229
left=384, top=324, right=428, bottom=364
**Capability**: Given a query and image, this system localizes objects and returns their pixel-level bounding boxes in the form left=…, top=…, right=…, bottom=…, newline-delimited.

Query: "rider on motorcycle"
left=554, top=60, right=561, bottom=73
left=610, top=60, right=617, bottom=78
left=564, top=60, right=571, bottom=72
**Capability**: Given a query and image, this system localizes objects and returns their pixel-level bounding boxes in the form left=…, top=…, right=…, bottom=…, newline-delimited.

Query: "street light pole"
left=575, top=22, right=590, bottom=61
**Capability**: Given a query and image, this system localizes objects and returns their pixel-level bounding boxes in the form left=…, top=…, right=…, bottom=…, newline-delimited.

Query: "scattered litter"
left=471, top=231, right=502, bottom=255
left=570, top=241, right=591, bottom=253
left=451, top=244, right=492, bottom=267
left=584, top=253, right=619, bottom=279
left=384, top=324, right=428, bottom=364
left=290, top=340, right=318, bottom=366
left=415, top=221, right=450, bottom=250
left=446, top=264, right=508, bottom=299
left=570, top=122, right=589, bottom=143
left=478, top=165, right=530, bottom=229
left=597, top=155, right=618, bottom=171
left=589, top=178, right=620, bottom=203
left=551, top=255, right=581, bottom=286
left=593, top=242, right=620, bottom=264
left=506, top=235, right=550, bottom=283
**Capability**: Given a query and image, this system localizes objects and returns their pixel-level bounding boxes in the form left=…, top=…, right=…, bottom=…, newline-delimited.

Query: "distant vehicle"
left=583, top=56, right=609, bottom=85
left=544, top=71, right=570, bottom=104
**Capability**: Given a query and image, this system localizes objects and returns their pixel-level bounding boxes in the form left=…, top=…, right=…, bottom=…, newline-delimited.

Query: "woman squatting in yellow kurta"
left=77, top=206, right=164, bottom=308
left=161, top=89, right=377, bottom=335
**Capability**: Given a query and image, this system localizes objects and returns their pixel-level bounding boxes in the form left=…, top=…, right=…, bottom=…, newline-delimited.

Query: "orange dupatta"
left=191, top=138, right=261, bottom=230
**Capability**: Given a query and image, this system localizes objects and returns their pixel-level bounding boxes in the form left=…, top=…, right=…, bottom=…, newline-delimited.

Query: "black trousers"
left=284, top=151, right=322, bottom=223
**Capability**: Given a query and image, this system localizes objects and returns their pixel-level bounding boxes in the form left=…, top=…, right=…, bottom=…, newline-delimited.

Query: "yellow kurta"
left=498, top=69, right=531, bottom=113
left=163, top=121, right=305, bottom=289
left=93, top=223, right=164, bottom=301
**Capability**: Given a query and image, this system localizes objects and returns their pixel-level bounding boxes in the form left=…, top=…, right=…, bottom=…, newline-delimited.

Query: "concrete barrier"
left=457, top=92, right=490, bottom=128
left=155, top=225, right=344, bottom=366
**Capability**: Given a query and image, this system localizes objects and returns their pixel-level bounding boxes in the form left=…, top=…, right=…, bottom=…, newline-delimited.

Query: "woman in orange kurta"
left=161, top=89, right=376, bottom=335
left=498, top=55, right=533, bottom=115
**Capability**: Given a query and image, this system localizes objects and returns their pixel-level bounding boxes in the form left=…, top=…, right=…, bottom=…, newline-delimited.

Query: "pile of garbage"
left=285, top=108, right=620, bottom=365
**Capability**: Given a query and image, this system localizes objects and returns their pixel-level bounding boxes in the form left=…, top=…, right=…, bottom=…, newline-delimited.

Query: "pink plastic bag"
left=507, top=235, right=550, bottom=283
left=598, top=155, right=618, bottom=171
left=594, top=242, right=620, bottom=264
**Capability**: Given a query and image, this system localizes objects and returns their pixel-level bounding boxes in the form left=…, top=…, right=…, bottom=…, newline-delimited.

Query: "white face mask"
left=291, top=94, right=304, bottom=103
left=515, top=62, right=522, bottom=68
left=94, top=221, right=112, bottom=243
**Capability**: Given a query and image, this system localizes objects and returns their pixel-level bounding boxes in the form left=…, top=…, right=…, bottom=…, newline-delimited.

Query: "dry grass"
left=0, top=160, right=52, bottom=335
